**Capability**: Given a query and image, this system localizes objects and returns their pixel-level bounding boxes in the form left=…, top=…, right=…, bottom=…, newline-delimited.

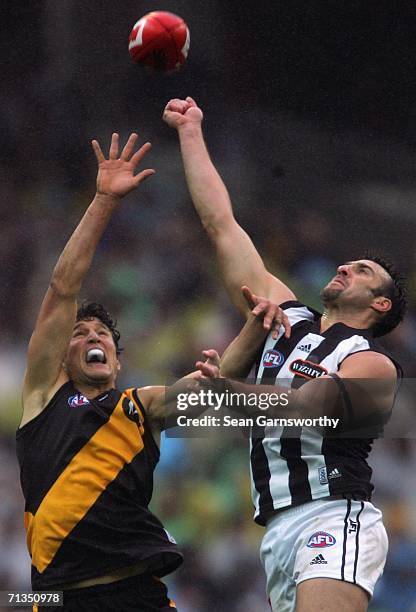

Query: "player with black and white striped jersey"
left=164, top=98, right=408, bottom=612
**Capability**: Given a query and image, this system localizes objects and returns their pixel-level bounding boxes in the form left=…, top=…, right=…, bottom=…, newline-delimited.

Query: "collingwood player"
left=18, top=133, right=213, bottom=612
left=164, top=98, right=407, bottom=612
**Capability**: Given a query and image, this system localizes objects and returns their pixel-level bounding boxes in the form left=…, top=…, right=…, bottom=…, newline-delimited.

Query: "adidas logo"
left=328, top=468, right=342, bottom=479
left=310, top=554, right=327, bottom=565
left=297, top=343, right=312, bottom=352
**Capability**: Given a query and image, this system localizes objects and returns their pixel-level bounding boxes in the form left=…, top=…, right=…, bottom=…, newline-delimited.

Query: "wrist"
left=178, top=121, right=203, bottom=138
left=243, top=313, right=268, bottom=334
left=93, top=192, right=121, bottom=208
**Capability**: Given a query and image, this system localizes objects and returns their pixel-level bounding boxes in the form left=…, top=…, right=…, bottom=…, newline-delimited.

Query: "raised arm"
left=22, top=134, right=154, bottom=425
left=163, top=97, right=296, bottom=317
left=219, top=286, right=291, bottom=379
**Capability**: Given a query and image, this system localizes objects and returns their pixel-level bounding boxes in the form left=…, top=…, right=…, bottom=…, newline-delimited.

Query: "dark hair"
left=363, top=254, right=407, bottom=337
left=76, top=302, right=123, bottom=355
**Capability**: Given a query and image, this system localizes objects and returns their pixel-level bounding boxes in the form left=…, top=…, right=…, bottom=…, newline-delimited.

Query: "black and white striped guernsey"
left=251, top=300, right=400, bottom=526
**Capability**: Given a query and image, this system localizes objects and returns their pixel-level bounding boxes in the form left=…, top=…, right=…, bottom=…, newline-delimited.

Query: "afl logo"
left=307, top=531, right=336, bottom=548
left=68, top=393, right=90, bottom=407
left=263, top=350, right=285, bottom=368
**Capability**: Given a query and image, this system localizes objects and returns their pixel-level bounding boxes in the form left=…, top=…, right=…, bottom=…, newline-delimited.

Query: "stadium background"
left=1, top=2, right=416, bottom=610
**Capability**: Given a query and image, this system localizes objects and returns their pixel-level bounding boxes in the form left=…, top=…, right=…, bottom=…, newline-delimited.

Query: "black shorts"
left=34, top=573, right=177, bottom=612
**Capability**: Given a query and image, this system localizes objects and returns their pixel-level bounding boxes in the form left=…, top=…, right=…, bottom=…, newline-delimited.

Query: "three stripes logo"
left=328, top=467, right=342, bottom=480
left=310, top=554, right=327, bottom=565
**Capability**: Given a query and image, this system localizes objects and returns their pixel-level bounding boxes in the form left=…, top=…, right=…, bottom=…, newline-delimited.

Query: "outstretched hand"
left=92, top=133, right=155, bottom=200
left=163, top=96, right=203, bottom=129
left=242, top=285, right=291, bottom=339
left=195, top=349, right=221, bottom=379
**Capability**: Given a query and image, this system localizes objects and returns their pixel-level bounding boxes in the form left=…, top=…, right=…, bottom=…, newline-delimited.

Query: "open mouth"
left=85, top=348, right=107, bottom=364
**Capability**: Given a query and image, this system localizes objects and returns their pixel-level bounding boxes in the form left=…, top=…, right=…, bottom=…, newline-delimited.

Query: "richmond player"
left=19, top=134, right=181, bottom=612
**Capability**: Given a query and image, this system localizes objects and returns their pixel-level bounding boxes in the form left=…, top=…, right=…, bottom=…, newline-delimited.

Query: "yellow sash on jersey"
left=25, top=389, right=145, bottom=573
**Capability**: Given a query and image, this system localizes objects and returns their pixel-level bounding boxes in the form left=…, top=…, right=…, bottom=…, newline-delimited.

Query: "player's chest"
left=257, top=330, right=342, bottom=383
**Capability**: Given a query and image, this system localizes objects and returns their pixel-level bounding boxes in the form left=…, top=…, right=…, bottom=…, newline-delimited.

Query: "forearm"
left=147, top=375, right=209, bottom=431
left=51, top=194, right=118, bottom=296
left=221, top=315, right=268, bottom=378
left=224, top=377, right=342, bottom=422
left=177, top=124, right=234, bottom=234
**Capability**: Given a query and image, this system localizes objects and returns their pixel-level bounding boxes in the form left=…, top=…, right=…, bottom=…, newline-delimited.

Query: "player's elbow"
left=49, top=277, right=79, bottom=299
left=202, top=212, right=237, bottom=241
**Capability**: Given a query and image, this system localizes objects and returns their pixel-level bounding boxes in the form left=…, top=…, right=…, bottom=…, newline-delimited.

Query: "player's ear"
left=371, top=296, right=391, bottom=314
left=116, top=360, right=121, bottom=372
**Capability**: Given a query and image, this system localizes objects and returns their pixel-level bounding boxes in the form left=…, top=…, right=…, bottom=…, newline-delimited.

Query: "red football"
left=128, top=11, right=190, bottom=72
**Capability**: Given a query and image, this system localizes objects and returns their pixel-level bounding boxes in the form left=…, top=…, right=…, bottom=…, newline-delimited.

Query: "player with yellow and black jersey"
left=17, top=133, right=211, bottom=611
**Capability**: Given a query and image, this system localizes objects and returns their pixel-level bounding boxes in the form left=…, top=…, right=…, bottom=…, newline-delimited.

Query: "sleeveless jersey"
left=251, top=300, right=401, bottom=525
left=16, top=382, right=182, bottom=589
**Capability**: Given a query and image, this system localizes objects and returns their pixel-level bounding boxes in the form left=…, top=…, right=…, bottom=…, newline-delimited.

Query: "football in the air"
left=128, top=11, right=190, bottom=72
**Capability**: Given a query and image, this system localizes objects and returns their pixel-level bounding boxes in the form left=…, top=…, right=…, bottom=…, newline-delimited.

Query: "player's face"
left=321, top=259, right=392, bottom=310
left=64, top=318, right=120, bottom=387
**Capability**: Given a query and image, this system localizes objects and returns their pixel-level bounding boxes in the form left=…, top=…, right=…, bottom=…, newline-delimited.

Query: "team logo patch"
left=122, top=398, right=142, bottom=424
left=307, top=531, right=336, bottom=548
left=68, top=393, right=90, bottom=407
left=289, top=359, right=328, bottom=379
left=263, top=349, right=285, bottom=368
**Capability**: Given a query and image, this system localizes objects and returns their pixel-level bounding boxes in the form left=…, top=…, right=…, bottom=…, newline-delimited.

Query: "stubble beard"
left=320, top=285, right=343, bottom=306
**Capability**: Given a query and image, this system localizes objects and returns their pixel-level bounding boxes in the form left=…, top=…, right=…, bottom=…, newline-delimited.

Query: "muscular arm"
left=219, top=314, right=267, bottom=379
left=136, top=371, right=211, bottom=439
left=22, top=134, right=154, bottom=424
left=216, top=287, right=290, bottom=379
left=163, top=97, right=296, bottom=316
left=142, top=291, right=292, bottom=433
left=199, top=343, right=397, bottom=428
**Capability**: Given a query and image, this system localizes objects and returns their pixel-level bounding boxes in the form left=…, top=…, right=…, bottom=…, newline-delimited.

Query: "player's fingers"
left=202, top=349, right=221, bottom=366
left=91, top=140, right=105, bottom=164
left=186, top=96, right=198, bottom=107
left=263, top=305, right=278, bottom=331
left=133, top=168, right=156, bottom=187
left=252, top=299, right=269, bottom=314
left=109, top=133, right=119, bottom=159
left=165, top=99, right=188, bottom=113
left=195, top=361, right=218, bottom=378
left=282, top=312, right=291, bottom=338
left=242, top=285, right=257, bottom=309
left=120, top=133, right=138, bottom=160
left=130, top=142, right=152, bottom=167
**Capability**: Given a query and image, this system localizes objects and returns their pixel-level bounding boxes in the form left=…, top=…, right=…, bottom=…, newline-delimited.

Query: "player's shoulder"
left=19, top=378, right=73, bottom=429
left=340, top=349, right=398, bottom=378
left=279, top=299, right=321, bottom=325
left=360, top=336, right=402, bottom=379
left=340, top=334, right=402, bottom=380
left=123, top=386, right=166, bottom=427
left=125, top=386, right=164, bottom=407
left=123, top=386, right=163, bottom=448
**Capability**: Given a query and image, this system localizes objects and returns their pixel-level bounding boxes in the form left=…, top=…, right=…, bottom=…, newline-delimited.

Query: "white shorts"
left=259, top=498, right=388, bottom=612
